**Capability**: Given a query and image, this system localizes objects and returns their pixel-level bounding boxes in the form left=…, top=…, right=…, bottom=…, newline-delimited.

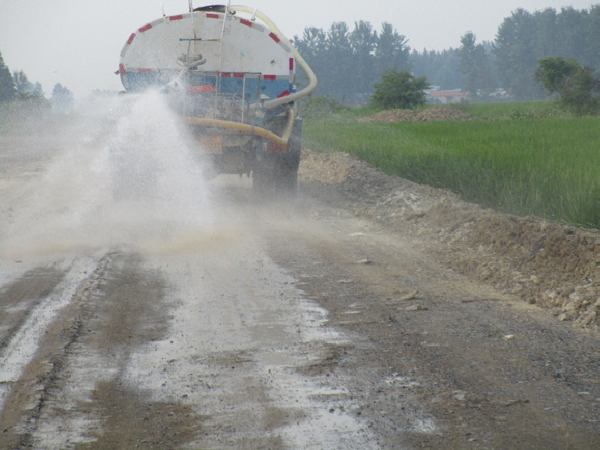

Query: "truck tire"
left=253, top=117, right=302, bottom=199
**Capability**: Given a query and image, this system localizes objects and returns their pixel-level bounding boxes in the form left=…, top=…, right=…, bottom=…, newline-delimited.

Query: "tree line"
left=292, top=21, right=410, bottom=104
left=2, top=5, right=597, bottom=107
left=292, top=4, right=600, bottom=103
left=0, top=52, right=73, bottom=111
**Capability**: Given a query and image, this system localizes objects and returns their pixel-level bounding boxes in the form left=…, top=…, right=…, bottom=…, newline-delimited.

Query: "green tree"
left=13, top=70, right=34, bottom=96
left=531, top=8, right=559, bottom=59
left=458, top=32, right=477, bottom=93
left=0, top=52, right=16, bottom=104
left=371, top=68, right=428, bottom=110
left=410, top=48, right=462, bottom=91
left=494, top=8, right=542, bottom=99
left=584, top=5, right=600, bottom=68
left=52, top=83, right=73, bottom=112
left=32, top=82, right=44, bottom=97
left=560, top=65, right=599, bottom=114
left=535, top=56, right=579, bottom=95
left=292, top=27, right=327, bottom=92
left=324, top=22, right=353, bottom=101
left=556, top=7, right=585, bottom=60
left=494, top=5, right=599, bottom=100
left=376, top=22, right=410, bottom=73
left=458, top=32, right=495, bottom=98
left=535, top=57, right=599, bottom=114
left=351, top=21, right=378, bottom=95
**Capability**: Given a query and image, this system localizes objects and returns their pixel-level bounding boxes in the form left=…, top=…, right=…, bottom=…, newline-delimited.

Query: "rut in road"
left=0, top=254, right=114, bottom=446
left=1, top=233, right=398, bottom=449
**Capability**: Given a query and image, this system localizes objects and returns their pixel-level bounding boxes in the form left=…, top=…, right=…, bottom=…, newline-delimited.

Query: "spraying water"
left=1, top=91, right=214, bottom=257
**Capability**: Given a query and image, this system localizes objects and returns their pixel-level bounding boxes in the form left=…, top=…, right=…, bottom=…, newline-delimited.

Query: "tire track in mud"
left=0, top=253, right=114, bottom=448
left=25, top=252, right=195, bottom=450
left=0, top=267, right=66, bottom=352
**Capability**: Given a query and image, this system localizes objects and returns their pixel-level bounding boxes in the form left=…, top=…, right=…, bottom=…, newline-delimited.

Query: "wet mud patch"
left=0, top=258, right=107, bottom=448
left=201, top=349, right=255, bottom=369
left=77, top=379, right=200, bottom=450
left=192, top=349, right=298, bottom=432
left=90, top=252, right=170, bottom=352
left=0, top=252, right=178, bottom=448
left=0, top=267, right=66, bottom=349
left=295, top=342, right=352, bottom=377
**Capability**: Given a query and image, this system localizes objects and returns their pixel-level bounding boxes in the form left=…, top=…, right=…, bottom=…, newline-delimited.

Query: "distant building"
left=430, top=90, right=470, bottom=104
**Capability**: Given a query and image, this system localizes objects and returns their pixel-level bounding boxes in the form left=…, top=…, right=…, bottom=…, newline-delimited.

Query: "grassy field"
left=303, top=103, right=599, bottom=229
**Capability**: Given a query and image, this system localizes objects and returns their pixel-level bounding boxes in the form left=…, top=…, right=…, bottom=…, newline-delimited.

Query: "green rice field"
left=304, top=106, right=599, bottom=229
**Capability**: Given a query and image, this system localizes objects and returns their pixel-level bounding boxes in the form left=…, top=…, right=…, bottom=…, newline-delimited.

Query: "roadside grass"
left=304, top=114, right=599, bottom=229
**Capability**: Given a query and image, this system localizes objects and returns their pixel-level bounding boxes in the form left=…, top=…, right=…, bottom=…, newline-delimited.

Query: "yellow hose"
left=182, top=109, right=295, bottom=152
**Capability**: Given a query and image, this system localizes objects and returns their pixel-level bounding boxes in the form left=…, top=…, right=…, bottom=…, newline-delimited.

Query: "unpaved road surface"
left=1, top=111, right=599, bottom=449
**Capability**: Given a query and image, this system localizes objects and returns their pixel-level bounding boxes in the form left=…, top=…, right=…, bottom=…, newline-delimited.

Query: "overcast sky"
left=0, top=0, right=596, bottom=97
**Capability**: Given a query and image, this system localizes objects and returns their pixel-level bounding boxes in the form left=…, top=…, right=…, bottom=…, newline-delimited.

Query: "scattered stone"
left=452, top=391, right=467, bottom=401
left=511, top=284, right=523, bottom=294
left=562, top=302, right=578, bottom=313
left=578, top=311, right=597, bottom=327
left=404, top=304, right=428, bottom=311
left=502, top=399, right=529, bottom=406
left=355, top=258, right=372, bottom=265
left=406, top=211, right=426, bottom=221
left=399, top=290, right=419, bottom=301
left=568, top=292, right=584, bottom=306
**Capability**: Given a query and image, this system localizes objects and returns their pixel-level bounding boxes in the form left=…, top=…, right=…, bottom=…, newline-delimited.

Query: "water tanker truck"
left=117, top=3, right=317, bottom=196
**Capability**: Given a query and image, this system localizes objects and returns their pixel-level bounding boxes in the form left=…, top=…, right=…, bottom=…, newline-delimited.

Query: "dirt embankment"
left=300, top=150, right=599, bottom=330
left=358, top=107, right=473, bottom=123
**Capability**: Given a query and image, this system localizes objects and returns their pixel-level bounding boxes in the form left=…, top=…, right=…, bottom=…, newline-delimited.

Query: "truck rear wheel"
left=253, top=117, right=302, bottom=199
left=252, top=153, right=297, bottom=198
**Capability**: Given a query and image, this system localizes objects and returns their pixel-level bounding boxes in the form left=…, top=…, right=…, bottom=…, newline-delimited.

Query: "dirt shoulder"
left=299, top=149, right=599, bottom=331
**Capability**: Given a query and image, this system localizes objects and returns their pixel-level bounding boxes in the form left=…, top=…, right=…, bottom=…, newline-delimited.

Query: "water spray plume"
left=1, top=91, right=214, bottom=257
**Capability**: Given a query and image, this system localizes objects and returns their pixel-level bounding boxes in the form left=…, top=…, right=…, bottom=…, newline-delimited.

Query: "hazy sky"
left=0, top=0, right=596, bottom=97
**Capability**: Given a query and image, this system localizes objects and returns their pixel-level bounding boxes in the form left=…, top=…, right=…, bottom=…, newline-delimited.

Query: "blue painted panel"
left=124, top=72, right=291, bottom=102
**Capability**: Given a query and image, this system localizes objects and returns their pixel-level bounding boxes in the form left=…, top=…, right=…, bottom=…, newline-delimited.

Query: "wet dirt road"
left=1, top=134, right=599, bottom=450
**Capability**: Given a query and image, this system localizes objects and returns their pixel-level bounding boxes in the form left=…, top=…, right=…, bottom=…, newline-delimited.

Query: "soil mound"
left=300, top=149, right=599, bottom=330
left=359, top=107, right=472, bottom=123
left=414, top=107, right=472, bottom=122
